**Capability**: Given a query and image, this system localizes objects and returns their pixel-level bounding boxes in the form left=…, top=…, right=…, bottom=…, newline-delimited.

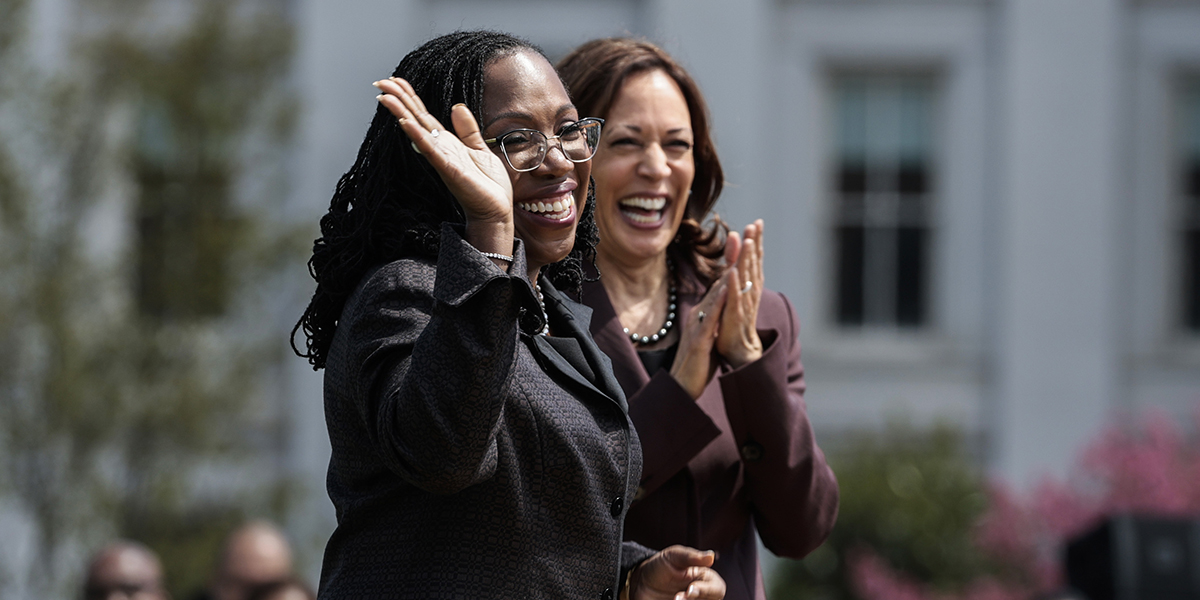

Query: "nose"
left=637, top=143, right=671, bottom=180
left=536, top=142, right=574, bottom=177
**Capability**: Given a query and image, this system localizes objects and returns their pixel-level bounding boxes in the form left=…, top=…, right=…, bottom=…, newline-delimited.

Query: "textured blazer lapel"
left=532, top=281, right=629, bottom=411
left=553, top=293, right=630, bottom=412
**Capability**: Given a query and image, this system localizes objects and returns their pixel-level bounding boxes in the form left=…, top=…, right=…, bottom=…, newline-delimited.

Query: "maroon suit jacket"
left=580, top=273, right=839, bottom=600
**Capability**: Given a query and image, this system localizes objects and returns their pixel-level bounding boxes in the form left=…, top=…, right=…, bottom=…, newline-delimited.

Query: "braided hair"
left=292, top=30, right=599, bottom=369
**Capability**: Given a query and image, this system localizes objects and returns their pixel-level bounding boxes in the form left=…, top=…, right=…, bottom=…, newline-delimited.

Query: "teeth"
left=518, top=194, right=574, bottom=219
left=625, top=211, right=659, bottom=224
left=619, top=197, right=667, bottom=210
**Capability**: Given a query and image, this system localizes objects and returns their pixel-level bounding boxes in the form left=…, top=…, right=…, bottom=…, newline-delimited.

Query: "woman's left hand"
left=624, top=546, right=726, bottom=600
left=716, top=220, right=764, bottom=368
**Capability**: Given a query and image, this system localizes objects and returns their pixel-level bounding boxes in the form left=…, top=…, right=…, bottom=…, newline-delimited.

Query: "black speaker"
left=1065, top=514, right=1200, bottom=600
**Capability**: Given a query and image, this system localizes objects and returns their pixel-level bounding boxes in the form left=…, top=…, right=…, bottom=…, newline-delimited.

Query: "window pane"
left=897, top=161, right=928, bottom=195
left=837, top=226, right=865, bottom=325
left=840, top=162, right=868, bottom=194
left=896, top=227, right=926, bottom=326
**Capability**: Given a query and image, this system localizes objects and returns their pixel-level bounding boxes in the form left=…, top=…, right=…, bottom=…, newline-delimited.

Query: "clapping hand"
left=716, top=220, right=764, bottom=367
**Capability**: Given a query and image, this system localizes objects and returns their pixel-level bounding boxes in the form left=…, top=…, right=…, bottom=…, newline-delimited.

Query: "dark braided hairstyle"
left=292, top=30, right=599, bottom=369
left=557, top=38, right=728, bottom=290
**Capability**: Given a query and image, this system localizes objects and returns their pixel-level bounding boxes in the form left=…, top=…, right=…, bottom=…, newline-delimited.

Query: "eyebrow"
left=484, top=103, right=576, bottom=131
left=614, top=123, right=691, bottom=136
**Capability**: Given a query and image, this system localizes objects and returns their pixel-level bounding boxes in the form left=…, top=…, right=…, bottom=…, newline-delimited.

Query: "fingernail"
left=375, top=94, right=383, bottom=101
left=452, top=103, right=466, bottom=109
left=398, top=117, right=407, bottom=125
left=688, top=585, right=697, bottom=597
left=372, top=81, right=382, bottom=88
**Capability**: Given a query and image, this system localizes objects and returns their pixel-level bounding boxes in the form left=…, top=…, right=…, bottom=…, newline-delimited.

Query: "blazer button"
left=741, top=441, right=765, bottom=462
left=609, top=496, right=624, bottom=518
left=600, top=587, right=614, bottom=600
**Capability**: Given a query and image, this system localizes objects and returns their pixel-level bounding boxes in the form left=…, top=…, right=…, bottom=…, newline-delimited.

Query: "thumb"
left=450, top=103, right=485, bottom=150
left=661, top=546, right=717, bottom=569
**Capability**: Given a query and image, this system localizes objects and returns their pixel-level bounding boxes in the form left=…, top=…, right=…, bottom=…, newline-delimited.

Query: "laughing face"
left=590, top=68, right=695, bottom=267
left=480, top=50, right=589, bottom=273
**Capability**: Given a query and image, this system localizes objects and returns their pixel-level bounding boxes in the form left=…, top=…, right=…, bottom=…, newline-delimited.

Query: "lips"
left=619, top=196, right=668, bottom=224
left=517, top=192, right=575, bottom=222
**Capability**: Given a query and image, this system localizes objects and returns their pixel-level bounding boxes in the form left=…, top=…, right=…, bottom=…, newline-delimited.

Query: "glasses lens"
left=501, top=130, right=546, bottom=171
left=560, top=120, right=601, bottom=162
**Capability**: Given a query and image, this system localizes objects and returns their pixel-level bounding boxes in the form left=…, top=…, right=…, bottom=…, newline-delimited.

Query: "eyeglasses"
left=484, top=118, right=604, bottom=173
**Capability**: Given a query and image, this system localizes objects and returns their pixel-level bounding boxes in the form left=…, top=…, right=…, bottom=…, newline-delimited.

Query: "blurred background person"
left=243, top=577, right=316, bottom=600
left=83, top=540, right=170, bottom=600
left=557, top=38, right=840, bottom=600
left=192, top=521, right=293, bottom=600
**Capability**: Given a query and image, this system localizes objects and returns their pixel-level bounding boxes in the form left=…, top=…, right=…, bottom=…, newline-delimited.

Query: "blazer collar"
left=580, top=275, right=704, bottom=395
left=529, top=278, right=629, bottom=412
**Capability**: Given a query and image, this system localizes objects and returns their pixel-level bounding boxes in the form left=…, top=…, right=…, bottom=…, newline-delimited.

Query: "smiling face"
left=590, top=68, right=695, bottom=268
left=481, top=50, right=589, bottom=272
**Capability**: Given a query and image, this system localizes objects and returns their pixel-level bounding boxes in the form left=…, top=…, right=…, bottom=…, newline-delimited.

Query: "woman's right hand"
left=669, top=278, right=728, bottom=399
left=374, top=77, right=515, bottom=250
left=625, top=546, right=725, bottom=600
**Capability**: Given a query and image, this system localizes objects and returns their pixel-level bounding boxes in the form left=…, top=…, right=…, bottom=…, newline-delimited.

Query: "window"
left=134, top=103, right=238, bottom=320
left=832, top=75, right=935, bottom=328
left=1181, top=79, right=1200, bottom=332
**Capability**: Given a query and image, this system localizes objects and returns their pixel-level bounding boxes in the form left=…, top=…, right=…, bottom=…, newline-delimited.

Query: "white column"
left=994, top=0, right=1126, bottom=487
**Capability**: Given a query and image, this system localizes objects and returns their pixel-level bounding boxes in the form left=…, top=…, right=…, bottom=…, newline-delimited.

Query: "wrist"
left=725, top=347, right=763, bottom=369
left=464, top=219, right=515, bottom=260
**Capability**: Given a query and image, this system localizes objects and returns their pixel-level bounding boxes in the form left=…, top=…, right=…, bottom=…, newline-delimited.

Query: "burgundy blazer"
left=580, top=272, right=839, bottom=600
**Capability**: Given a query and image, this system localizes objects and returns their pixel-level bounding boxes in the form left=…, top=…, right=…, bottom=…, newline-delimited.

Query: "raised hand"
left=716, top=220, right=764, bottom=368
left=625, top=546, right=726, bottom=600
left=374, top=77, right=515, bottom=252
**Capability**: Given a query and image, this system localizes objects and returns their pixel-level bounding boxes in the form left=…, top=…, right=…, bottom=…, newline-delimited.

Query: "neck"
left=527, top=265, right=542, bottom=287
left=596, top=250, right=672, bottom=333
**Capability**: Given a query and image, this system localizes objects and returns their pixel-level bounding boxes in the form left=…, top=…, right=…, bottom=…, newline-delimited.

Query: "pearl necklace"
left=623, top=278, right=677, bottom=346
left=534, top=282, right=550, bottom=336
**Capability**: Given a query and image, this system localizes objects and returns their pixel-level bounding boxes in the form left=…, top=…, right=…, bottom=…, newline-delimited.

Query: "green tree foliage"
left=770, top=423, right=993, bottom=600
left=0, top=0, right=304, bottom=597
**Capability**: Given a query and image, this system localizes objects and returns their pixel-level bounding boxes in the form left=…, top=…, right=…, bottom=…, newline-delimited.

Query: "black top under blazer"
left=318, top=224, right=654, bottom=600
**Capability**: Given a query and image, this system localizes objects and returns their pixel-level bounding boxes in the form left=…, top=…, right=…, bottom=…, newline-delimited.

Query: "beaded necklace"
left=623, top=262, right=677, bottom=346
left=534, top=282, right=550, bottom=336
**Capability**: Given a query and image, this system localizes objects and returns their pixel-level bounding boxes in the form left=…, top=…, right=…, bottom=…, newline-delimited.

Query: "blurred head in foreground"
left=83, top=540, right=169, bottom=600
left=210, top=521, right=293, bottom=600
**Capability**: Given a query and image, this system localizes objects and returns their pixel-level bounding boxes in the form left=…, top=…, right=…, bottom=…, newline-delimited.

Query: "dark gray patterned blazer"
left=318, top=225, right=653, bottom=600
